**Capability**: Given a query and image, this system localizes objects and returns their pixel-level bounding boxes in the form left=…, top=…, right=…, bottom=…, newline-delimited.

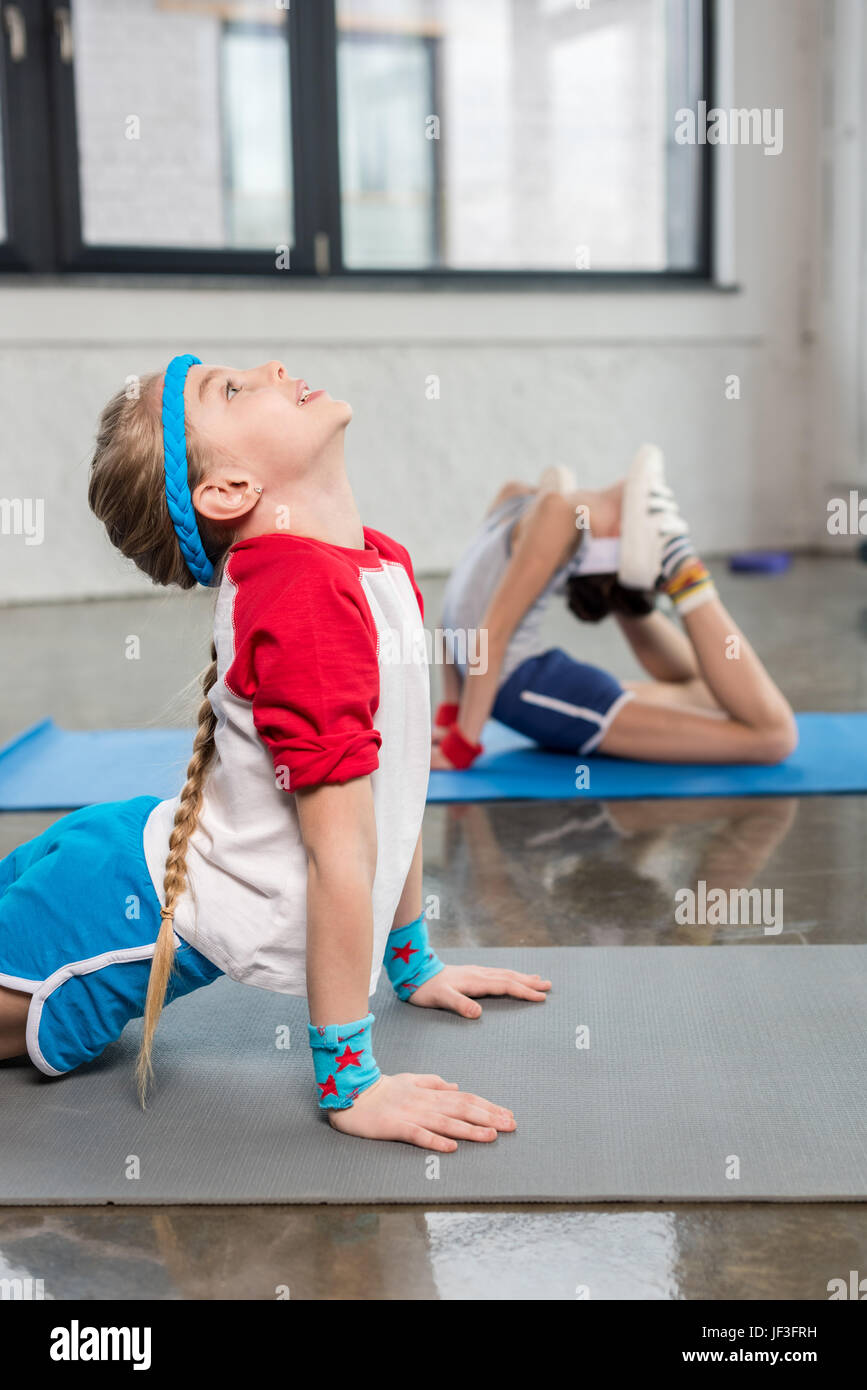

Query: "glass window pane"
left=0, top=69, right=7, bottom=243
left=338, top=36, right=435, bottom=268
left=71, top=0, right=293, bottom=250
left=336, top=0, right=705, bottom=272
left=222, top=24, right=294, bottom=248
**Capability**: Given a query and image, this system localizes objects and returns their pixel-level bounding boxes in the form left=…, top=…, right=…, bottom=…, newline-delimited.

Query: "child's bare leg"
left=0, top=984, right=30, bottom=1061
left=600, top=450, right=796, bottom=764
left=616, top=609, right=701, bottom=684
left=618, top=611, right=720, bottom=712
left=602, top=580, right=796, bottom=764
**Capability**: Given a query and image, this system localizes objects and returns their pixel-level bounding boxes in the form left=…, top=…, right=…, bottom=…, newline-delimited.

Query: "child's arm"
left=433, top=490, right=586, bottom=769
left=297, top=788, right=515, bottom=1150
left=385, top=830, right=552, bottom=1017
left=432, top=651, right=463, bottom=745
left=297, top=776, right=377, bottom=1026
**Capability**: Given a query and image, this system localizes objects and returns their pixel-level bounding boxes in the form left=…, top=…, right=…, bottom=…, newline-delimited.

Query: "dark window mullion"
left=293, top=0, right=342, bottom=274
left=664, top=0, right=714, bottom=277
left=699, top=0, right=715, bottom=281
left=285, top=0, right=315, bottom=273
left=48, top=0, right=86, bottom=268
left=0, top=0, right=57, bottom=269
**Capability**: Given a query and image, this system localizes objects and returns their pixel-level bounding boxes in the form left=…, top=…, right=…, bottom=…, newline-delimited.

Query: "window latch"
left=314, top=232, right=331, bottom=276
left=54, top=5, right=73, bottom=64
left=3, top=5, right=26, bottom=62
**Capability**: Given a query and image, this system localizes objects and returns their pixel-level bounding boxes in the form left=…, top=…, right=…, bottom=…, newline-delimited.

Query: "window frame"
left=0, top=0, right=59, bottom=270
left=3, top=0, right=715, bottom=284
left=48, top=0, right=319, bottom=274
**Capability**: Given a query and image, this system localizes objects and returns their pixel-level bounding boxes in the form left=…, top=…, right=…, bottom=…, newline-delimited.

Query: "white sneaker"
left=617, top=444, right=691, bottom=590
left=536, top=464, right=577, bottom=494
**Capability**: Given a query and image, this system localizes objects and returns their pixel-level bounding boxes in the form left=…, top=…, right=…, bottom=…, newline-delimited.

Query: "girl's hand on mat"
left=327, top=1073, right=515, bottom=1150
left=406, top=965, right=552, bottom=1018
left=430, top=745, right=457, bottom=770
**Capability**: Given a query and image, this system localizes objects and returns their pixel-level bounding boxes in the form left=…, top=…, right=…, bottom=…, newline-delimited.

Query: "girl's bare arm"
left=453, top=491, right=586, bottom=745
left=297, top=782, right=516, bottom=1148
left=297, top=775, right=378, bottom=1025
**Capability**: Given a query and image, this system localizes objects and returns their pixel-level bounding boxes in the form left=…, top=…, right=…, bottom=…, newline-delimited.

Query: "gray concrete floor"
left=1, top=556, right=866, bottom=1300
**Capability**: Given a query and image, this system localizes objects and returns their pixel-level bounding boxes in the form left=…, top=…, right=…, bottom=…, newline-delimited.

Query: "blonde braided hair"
left=88, top=372, right=235, bottom=1106
left=138, top=643, right=219, bottom=1104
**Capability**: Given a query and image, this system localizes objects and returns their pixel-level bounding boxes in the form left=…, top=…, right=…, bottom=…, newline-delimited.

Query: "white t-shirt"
left=439, top=494, right=576, bottom=684
left=142, top=527, right=430, bottom=996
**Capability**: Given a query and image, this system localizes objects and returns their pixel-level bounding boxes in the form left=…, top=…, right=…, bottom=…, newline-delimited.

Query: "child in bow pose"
left=0, top=356, right=549, bottom=1151
left=433, top=452, right=796, bottom=774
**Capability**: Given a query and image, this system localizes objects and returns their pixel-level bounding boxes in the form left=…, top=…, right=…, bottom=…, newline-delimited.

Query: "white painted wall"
left=814, top=0, right=867, bottom=538
left=0, top=0, right=834, bottom=603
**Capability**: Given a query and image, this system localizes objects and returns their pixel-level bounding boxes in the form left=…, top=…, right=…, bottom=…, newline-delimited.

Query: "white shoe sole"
left=617, top=445, right=666, bottom=589
left=618, top=444, right=689, bottom=590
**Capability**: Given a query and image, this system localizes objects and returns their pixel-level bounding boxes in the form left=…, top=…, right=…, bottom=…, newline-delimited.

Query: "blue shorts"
left=0, top=796, right=223, bottom=1076
left=492, top=648, right=633, bottom=755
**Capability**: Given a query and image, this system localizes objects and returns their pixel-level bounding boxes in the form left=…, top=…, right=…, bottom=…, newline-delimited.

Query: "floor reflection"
left=422, top=795, right=867, bottom=948
left=2, top=1200, right=864, bottom=1300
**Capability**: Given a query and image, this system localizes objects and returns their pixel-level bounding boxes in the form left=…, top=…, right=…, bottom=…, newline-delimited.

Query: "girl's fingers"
left=425, top=1116, right=499, bottom=1143
left=413, top=1074, right=461, bottom=1090
left=400, top=1123, right=458, bottom=1152
left=445, top=984, right=483, bottom=1019
left=458, top=978, right=549, bottom=1002
left=434, top=1096, right=515, bottom=1129
left=472, top=968, right=552, bottom=988
left=437, top=1089, right=514, bottom=1119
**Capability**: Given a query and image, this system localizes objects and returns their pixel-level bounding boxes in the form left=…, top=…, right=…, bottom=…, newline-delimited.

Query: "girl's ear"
left=193, top=473, right=263, bottom=523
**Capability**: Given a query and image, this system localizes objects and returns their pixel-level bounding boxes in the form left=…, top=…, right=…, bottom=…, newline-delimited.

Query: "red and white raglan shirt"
left=142, top=528, right=430, bottom=995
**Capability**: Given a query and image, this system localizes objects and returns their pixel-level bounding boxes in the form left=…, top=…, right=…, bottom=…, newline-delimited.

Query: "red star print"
left=391, top=942, right=419, bottom=965
left=336, top=1044, right=363, bottom=1072
left=318, top=1074, right=338, bottom=1100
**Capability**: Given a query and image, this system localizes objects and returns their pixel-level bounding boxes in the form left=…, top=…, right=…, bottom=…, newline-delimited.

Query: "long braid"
left=135, top=642, right=219, bottom=1107
left=88, top=373, right=235, bottom=1106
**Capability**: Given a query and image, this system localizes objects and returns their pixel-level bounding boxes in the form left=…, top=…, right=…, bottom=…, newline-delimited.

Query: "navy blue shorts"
left=492, top=648, right=633, bottom=754
left=0, top=796, right=223, bottom=1075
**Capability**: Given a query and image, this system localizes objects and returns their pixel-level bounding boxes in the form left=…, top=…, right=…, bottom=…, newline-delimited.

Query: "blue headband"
left=161, top=353, right=214, bottom=586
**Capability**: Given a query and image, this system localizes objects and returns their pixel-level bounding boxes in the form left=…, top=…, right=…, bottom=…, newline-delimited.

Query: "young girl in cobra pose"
left=0, top=356, right=550, bottom=1151
left=432, top=449, right=797, bottom=773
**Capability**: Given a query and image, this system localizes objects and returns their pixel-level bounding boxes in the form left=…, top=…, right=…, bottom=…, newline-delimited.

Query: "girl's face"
left=182, top=359, right=351, bottom=483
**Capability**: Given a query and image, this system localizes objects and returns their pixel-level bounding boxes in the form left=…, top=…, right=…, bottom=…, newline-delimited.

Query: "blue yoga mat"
left=0, top=714, right=865, bottom=811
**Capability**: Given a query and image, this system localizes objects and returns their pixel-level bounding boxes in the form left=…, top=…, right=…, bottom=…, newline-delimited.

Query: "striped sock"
left=663, top=555, right=718, bottom=615
left=658, top=533, right=698, bottom=584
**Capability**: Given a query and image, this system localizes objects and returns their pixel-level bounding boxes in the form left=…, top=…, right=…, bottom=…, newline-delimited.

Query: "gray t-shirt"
left=440, top=494, right=579, bottom=686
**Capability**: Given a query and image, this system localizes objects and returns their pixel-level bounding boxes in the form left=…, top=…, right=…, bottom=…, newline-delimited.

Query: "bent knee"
left=754, top=717, right=798, bottom=764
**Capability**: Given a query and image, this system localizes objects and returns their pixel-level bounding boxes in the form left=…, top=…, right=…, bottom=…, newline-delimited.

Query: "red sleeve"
left=364, top=528, right=424, bottom=620
left=227, top=550, right=382, bottom=792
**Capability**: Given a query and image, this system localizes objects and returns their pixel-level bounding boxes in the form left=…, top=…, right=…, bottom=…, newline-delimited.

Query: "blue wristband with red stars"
left=386, top=911, right=446, bottom=1001
left=307, top=1012, right=381, bottom=1110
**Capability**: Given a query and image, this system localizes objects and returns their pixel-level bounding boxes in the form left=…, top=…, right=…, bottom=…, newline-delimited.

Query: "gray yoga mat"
left=1, top=947, right=865, bottom=1204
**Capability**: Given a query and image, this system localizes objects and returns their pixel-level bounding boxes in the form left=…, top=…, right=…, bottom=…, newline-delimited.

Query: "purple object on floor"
left=728, top=551, right=791, bottom=574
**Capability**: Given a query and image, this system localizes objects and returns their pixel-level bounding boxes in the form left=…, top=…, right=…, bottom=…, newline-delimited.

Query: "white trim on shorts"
left=518, top=687, right=635, bottom=755
left=1, top=933, right=185, bottom=1077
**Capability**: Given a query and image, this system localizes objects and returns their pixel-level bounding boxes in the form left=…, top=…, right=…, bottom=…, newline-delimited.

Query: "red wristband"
left=434, top=701, right=460, bottom=729
left=440, top=725, right=484, bottom=769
